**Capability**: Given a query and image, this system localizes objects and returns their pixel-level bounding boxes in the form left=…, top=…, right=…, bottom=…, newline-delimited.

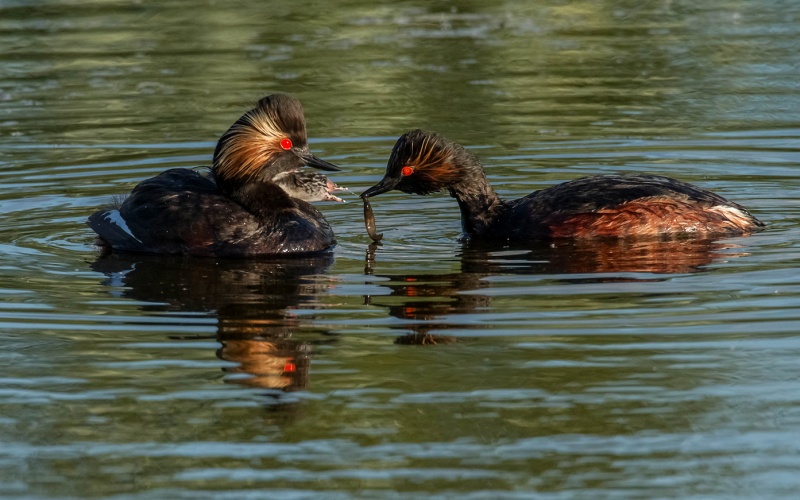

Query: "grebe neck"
left=215, top=173, right=295, bottom=217
left=446, top=156, right=504, bottom=236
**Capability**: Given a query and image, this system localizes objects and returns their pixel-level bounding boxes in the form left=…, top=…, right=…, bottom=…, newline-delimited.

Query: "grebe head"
left=361, top=129, right=470, bottom=199
left=272, top=170, right=348, bottom=203
left=212, top=94, right=339, bottom=188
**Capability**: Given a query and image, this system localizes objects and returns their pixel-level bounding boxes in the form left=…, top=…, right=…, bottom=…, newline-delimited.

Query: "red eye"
left=280, top=138, right=293, bottom=150
left=401, top=166, right=414, bottom=176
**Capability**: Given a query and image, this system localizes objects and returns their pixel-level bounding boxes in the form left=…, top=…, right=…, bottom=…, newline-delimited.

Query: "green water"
left=2, top=1, right=800, bottom=497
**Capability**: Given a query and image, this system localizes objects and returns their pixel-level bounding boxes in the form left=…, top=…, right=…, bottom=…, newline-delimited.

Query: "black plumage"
left=362, top=129, right=764, bottom=241
left=88, top=94, right=340, bottom=257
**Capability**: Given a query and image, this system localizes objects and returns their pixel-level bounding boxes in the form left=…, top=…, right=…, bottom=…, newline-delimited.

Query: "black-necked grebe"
left=361, top=129, right=764, bottom=242
left=89, top=94, right=343, bottom=257
left=273, top=170, right=348, bottom=203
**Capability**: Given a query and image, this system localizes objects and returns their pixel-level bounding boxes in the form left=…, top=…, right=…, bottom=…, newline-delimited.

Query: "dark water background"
left=2, top=1, right=800, bottom=497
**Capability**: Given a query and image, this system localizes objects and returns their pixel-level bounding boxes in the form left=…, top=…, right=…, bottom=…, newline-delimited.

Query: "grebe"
left=89, top=94, right=343, bottom=257
left=361, top=129, right=764, bottom=242
left=273, top=170, right=348, bottom=203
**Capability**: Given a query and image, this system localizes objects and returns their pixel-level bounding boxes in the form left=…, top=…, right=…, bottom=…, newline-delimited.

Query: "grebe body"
left=89, top=94, right=341, bottom=257
left=361, top=130, right=763, bottom=241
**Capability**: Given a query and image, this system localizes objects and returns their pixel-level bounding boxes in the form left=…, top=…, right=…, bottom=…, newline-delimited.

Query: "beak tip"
left=361, top=177, right=398, bottom=198
left=300, top=152, right=341, bottom=172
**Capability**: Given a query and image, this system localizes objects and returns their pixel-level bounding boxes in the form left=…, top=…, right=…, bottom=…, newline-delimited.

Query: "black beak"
left=361, top=176, right=400, bottom=198
left=296, top=148, right=341, bottom=172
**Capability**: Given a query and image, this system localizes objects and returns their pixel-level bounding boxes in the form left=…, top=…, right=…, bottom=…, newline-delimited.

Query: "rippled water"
left=2, top=1, right=800, bottom=498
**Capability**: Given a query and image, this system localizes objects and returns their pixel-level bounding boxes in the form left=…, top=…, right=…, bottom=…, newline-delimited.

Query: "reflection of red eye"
left=280, top=138, right=293, bottom=150
left=401, top=166, right=414, bottom=176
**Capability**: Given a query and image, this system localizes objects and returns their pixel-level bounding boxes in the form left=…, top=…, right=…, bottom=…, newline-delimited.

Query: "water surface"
left=2, top=1, right=800, bottom=498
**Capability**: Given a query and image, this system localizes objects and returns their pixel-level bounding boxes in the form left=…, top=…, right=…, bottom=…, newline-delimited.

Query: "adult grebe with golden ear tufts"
left=89, top=94, right=343, bottom=257
left=361, top=129, right=764, bottom=242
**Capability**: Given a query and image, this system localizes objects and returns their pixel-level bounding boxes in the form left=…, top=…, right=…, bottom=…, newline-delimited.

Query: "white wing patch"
left=104, top=210, right=142, bottom=243
left=707, top=205, right=757, bottom=230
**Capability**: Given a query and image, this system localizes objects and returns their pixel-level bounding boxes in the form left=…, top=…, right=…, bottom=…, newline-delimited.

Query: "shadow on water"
left=90, top=252, right=336, bottom=409
left=364, top=236, right=752, bottom=344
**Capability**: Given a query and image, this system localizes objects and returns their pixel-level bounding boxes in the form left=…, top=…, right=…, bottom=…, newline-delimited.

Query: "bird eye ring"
left=401, top=166, right=414, bottom=176
left=280, top=138, right=293, bottom=150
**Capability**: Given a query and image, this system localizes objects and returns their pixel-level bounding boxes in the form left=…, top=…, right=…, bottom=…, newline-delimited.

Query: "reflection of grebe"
left=92, top=254, right=334, bottom=394
left=218, top=337, right=310, bottom=391
left=361, top=129, right=764, bottom=242
left=462, top=237, right=746, bottom=276
left=89, top=94, right=342, bottom=257
left=364, top=237, right=747, bottom=344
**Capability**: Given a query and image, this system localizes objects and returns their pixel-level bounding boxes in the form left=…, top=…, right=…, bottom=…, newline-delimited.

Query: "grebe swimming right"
left=89, top=94, right=343, bottom=257
left=361, top=129, right=764, bottom=242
